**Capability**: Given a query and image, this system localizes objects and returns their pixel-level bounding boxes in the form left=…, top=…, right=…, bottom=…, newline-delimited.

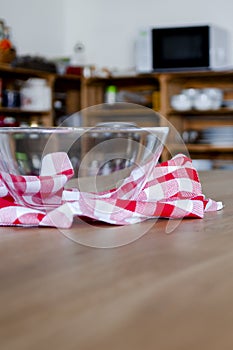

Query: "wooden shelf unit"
left=0, top=65, right=233, bottom=163
left=157, top=70, right=233, bottom=162
left=0, top=64, right=54, bottom=126
left=80, top=75, right=160, bottom=126
left=53, top=73, right=82, bottom=126
left=0, top=64, right=82, bottom=127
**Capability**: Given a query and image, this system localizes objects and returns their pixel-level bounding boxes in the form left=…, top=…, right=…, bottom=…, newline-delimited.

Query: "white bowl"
left=193, top=92, right=212, bottom=110
left=202, top=88, right=223, bottom=109
left=181, top=88, right=201, bottom=101
left=170, top=93, right=192, bottom=111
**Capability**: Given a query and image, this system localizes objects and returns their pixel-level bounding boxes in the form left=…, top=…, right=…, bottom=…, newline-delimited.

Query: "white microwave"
left=135, top=25, right=230, bottom=72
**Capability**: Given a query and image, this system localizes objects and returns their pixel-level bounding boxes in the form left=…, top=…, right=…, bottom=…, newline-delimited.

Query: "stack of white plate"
left=199, top=126, right=233, bottom=146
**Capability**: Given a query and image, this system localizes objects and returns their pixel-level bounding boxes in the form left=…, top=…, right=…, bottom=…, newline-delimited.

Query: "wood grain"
left=0, top=171, right=232, bottom=350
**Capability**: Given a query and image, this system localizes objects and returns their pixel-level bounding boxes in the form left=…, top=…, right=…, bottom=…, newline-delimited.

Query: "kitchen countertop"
left=0, top=170, right=232, bottom=350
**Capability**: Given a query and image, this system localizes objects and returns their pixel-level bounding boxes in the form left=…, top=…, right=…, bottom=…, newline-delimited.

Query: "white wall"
left=0, top=0, right=65, bottom=57
left=1, top=0, right=233, bottom=69
left=63, top=0, right=233, bottom=69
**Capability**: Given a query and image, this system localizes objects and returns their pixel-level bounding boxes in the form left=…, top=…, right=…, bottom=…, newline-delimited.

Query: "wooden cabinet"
left=80, top=75, right=160, bottom=127
left=52, top=74, right=81, bottom=126
left=0, top=64, right=82, bottom=127
left=0, top=64, right=54, bottom=126
left=157, top=71, right=233, bottom=166
left=0, top=64, right=232, bottom=166
left=80, top=71, right=233, bottom=166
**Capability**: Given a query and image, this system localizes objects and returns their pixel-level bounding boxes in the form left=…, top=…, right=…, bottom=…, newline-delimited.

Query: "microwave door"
left=152, top=26, right=210, bottom=71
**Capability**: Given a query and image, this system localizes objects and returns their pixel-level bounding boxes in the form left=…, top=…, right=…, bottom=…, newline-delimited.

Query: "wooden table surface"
left=0, top=170, right=232, bottom=350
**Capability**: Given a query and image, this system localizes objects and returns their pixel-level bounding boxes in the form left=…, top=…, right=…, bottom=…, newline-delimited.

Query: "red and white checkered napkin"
left=0, top=152, right=223, bottom=228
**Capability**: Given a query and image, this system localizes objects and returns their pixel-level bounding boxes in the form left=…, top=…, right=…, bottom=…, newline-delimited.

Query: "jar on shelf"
left=20, top=78, right=51, bottom=111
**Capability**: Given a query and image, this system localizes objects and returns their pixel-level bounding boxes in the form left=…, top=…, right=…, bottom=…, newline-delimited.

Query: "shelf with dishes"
left=82, top=76, right=157, bottom=106
left=80, top=104, right=161, bottom=127
left=0, top=111, right=52, bottom=127
left=0, top=106, right=52, bottom=127
left=186, top=144, right=233, bottom=152
left=161, top=70, right=233, bottom=111
left=181, top=117, right=233, bottom=149
left=80, top=75, right=160, bottom=128
left=0, top=66, right=232, bottom=165
left=0, top=64, right=54, bottom=126
left=169, top=86, right=233, bottom=112
left=180, top=125, right=233, bottom=163
left=0, top=107, right=50, bottom=114
left=0, top=64, right=84, bottom=127
left=158, top=71, right=233, bottom=164
left=167, top=107, right=233, bottom=116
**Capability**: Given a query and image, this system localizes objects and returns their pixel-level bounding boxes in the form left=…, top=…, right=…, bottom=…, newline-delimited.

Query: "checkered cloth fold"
left=0, top=152, right=223, bottom=228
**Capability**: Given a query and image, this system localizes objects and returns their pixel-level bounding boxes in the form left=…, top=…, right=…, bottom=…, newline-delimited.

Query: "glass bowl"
left=0, top=124, right=169, bottom=193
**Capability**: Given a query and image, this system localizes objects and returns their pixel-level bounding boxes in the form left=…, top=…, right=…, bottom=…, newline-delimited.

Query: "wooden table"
left=0, top=170, right=232, bottom=350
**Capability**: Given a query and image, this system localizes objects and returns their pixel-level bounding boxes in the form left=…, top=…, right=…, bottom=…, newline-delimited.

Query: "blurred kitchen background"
left=1, top=0, right=233, bottom=70
left=0, top=0, right=233, bottom=171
